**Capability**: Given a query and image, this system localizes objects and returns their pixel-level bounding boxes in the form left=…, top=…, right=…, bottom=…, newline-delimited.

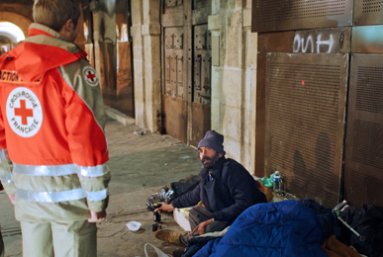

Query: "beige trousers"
left=20, top=220, right=97, bottom=257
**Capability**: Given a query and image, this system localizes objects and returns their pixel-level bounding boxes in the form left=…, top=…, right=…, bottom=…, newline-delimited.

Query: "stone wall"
left=210, top=0, right=258, bottom=174
left=130, top=0, right=161, bottom=132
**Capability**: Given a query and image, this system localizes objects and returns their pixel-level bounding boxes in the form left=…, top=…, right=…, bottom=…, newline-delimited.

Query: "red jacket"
left=0, top=23, right=110, bottom=222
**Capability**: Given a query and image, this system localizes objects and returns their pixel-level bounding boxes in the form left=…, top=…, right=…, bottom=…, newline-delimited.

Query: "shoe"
left=154, top=229, right=185, bottom=244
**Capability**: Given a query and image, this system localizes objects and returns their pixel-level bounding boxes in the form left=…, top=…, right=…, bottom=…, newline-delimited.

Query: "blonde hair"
left=33, top=0, right=81, bottom=32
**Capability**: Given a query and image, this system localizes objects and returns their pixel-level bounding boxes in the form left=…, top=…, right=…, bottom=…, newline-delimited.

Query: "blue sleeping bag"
left=193, top=200, right=328, bottom=257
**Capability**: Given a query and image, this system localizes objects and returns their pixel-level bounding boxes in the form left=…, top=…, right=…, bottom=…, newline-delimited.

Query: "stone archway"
left=0, top=1, right=33, bottom=37
left=0, top=11, right=32, bottom=38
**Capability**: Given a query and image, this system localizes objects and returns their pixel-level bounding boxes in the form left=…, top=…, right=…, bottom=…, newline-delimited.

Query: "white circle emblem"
left=83, top=66, right=99, bottom=86
left=6, top=87, right=43, bottom=138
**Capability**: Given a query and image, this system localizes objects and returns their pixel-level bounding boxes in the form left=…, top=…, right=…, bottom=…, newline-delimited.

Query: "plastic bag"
left=144, top=243, right=169, bottom=257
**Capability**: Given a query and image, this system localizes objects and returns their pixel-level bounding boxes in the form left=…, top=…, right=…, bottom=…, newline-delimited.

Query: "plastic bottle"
left=273, top=171, right=280, bottom=193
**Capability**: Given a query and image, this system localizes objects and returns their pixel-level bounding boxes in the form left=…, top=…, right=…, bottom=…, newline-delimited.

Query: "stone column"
left=210, top=0, right=258, bottom=174
left=131, top=0, right=161, bottom=132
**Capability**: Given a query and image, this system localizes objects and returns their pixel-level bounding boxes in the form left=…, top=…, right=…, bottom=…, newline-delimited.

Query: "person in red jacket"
left=0, top=1, right=110, bottom=256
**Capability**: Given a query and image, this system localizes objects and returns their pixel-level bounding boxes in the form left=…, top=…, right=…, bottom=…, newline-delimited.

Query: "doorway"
left=161, top=0, right=212, bottom=146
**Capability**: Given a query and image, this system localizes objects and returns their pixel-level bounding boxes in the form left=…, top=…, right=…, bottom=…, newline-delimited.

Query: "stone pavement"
left=0, top=117, right=203, bottom=257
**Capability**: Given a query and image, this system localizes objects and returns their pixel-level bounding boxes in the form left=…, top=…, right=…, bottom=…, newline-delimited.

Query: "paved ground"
left=0, top=117, right=203, bottom=257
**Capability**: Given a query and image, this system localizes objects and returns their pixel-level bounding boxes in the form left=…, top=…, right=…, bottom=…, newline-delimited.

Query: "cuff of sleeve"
left=87, top=198, right=109, bottom=212
left=3, top=182, right=16, bottom=195
left=171, top=199, right=181, bottom=208
left=78, top=172, right=111, bottom=192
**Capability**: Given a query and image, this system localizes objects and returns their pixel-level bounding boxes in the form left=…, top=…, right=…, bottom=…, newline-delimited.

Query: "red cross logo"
left=15, top=100, right=33, bottom=125
left=83, top=67, right=98, bottom=85
left=87, top=70, right=96, bottom=82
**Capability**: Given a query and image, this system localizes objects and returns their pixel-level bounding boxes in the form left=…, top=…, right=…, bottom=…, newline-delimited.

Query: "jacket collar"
left=25, top=23, right=81, bottom=54
left=28, top=23, right=70, bottom=42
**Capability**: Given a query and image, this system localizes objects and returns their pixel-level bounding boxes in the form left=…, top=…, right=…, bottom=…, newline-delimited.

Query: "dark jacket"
left=172, top=157, right=267, bottom=222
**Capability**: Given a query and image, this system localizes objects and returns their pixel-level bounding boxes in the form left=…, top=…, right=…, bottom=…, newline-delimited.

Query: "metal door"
left=251, top=0, right=353, bottom=33
left=255, top=32, right=294, bottom=177
left=161, top=0, right=211, bottom=145
left=265, top=53, right=349, bottom=208
left=344, top=54, right=383, bottom=207
left=354, top=0, right=383, bottom=26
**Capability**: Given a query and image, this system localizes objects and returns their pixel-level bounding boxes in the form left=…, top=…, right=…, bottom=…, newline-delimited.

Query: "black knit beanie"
left=198, top=130, right=226, bottom=155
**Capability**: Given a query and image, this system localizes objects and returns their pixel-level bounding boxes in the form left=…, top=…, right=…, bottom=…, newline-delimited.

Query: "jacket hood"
left=1, top=23, right=83, bottom=82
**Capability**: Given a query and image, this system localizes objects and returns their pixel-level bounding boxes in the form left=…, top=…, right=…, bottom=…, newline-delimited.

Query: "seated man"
left=154, top=130, right=267, bottom=244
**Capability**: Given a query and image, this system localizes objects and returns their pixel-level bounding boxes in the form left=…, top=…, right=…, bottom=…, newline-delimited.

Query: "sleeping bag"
left=192, top=200, right=327, bottom=257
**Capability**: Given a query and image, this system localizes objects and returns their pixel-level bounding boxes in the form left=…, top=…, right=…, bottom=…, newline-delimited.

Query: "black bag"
left=336, top=204, right=383, bottom=257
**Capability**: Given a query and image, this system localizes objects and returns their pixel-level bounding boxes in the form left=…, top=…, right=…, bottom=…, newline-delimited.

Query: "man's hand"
left=191, top=218, right=215, bottom=236
left=8, top=194, right=15, bottom=205
left=88, top=210, right=106, bottom=223
left=154, top=202, right=175, bottom=213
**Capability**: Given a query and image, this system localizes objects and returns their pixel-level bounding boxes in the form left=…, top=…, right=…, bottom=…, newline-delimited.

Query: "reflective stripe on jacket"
left=0, top=23, right=110, bottom=222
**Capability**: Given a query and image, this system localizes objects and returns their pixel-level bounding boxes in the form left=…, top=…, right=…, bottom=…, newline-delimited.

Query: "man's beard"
left=202, top=153, right=220, bottom=169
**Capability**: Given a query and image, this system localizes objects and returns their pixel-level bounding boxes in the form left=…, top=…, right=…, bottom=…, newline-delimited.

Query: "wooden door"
left=190, top=23, right=211, bottom=146
left=161, top=0, right=188, bottom=143
left=161, top=0, right=211, bottom=145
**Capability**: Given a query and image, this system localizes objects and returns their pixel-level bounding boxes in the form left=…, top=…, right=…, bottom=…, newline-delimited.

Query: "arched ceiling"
left=0, top=0, right=33, bottom=10
left=0, top=1, right=33, bottom=37
left=0, top=1, right=33, bottom=20
left=0, top=22, right=26, bottom=43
